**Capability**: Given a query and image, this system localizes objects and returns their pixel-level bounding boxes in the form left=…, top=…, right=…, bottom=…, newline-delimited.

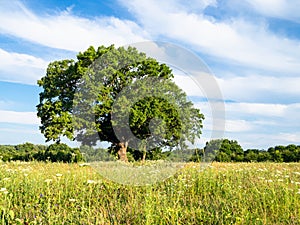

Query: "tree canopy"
left=37, top=45, right=205, bottom=161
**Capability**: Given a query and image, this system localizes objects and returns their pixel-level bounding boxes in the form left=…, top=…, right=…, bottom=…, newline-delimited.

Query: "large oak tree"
left=37, top=45, right=204, bottom=161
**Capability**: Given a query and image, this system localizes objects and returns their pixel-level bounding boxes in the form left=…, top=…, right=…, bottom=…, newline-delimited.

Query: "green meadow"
left=0, top=162, right=299, bottom=224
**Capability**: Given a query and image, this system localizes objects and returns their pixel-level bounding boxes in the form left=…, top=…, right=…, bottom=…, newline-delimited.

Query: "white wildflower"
left=44, top=179, right=52, bottom=184
left=87, top=180, right=97, bottom=184
left=79, top=163, right=90, bottom=167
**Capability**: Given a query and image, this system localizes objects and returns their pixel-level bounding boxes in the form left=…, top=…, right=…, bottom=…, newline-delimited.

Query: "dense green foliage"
left=37, top=45, right=204, bottom=161
left=191, top=139, right=300, bottom=162
left=0, top=162, right=299, bottom=224
left=0, top=143, right=82, bottom=163
left=1, top=140, right=300, bottom=163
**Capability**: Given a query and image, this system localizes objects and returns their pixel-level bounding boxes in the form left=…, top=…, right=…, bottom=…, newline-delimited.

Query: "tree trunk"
left=142, top=145, right=146, bottom=163
left=117, top=142, right=128, bottom=162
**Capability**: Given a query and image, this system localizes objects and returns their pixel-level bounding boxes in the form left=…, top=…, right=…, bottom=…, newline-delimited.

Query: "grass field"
left=0, top=161, right=299, bottom=224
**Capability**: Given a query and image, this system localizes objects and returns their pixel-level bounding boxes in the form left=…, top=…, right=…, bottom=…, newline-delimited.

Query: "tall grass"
left=0, top=161, right=299, bottom=224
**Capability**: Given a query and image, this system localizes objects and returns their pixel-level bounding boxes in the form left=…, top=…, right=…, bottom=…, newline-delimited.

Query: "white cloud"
left=0, top=110, right=40, bottom=125
left=0, top=48, right=48, bottom=84
left=276, top=132, right=300, bottom=143
left=216, top=75, right=300, bottom=103
left=0, top=1, right=148, bottom=52
left=0, top=49, right=46, bottom=69
left=133, top=0, right=217, bottom=13
left=223, top=102, right=300, bottom=128
left=0, top=127, right=40, bottom=135
left=245, top=0, right=300, bottom=22
left=223, top=102, right=300, bottom=145
left=0, top=126, right=43, bottom=145
left=225, top=102, right=286, bottom=117
left=202, top=115, right=253, bottom=133
left=224, top=119, right=253, bottom=132
left=120, top=0, right=300, bottom=74
left=201, top=112, right=252, bottom=133
left=175, top=72, right=300, bottom=104
left=174, top=73, right=206, bottom=97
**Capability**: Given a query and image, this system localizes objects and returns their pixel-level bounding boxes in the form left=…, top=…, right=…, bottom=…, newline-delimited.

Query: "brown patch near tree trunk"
left=117, top=142, right=128, bottom=162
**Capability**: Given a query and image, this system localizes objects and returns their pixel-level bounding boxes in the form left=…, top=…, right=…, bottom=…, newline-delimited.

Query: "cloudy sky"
left=0, top=0, right=300, bottom=150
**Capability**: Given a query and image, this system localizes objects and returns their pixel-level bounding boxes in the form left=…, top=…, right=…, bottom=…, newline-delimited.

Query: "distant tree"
left=43, top=143, right=82, bottom=162
left=215, top=151, right=231, bottom=162
left=244, top=149, right=259, bottom=162
left=80, top=145, right=114, bottom=162
left=202, top=139, right=223, bottom=162
left=231, top=141, right=244, bottom=161
left=296, top=146, right=300, bottom=162
left=0, top=145, right=16, bottom=161
left=281, top=144, right=298, bottom=162
left=189, top=148, right=204, bottom=162
left=202, top=139, right=244, bottom=162
left=257, top=150, right=271, bottom=162
left=268, top=146, right=283, bottom=162
left=220, top=139, right=244, bottom=162
left=14, top=142, right=39, bottom=161
left=147, top=148, right=170, bottom=160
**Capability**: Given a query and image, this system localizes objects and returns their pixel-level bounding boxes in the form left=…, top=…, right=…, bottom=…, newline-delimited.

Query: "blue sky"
left=0, top=0, right=300, bottom=150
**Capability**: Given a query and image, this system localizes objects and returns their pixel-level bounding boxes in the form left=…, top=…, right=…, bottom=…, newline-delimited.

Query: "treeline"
left=1, top=139, right=300, bottom=163
left=191, top=139, right=300, bottom=162
left=0, top=143, right=82, bottom=162
left=0, top=143, right=171, bottom=163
